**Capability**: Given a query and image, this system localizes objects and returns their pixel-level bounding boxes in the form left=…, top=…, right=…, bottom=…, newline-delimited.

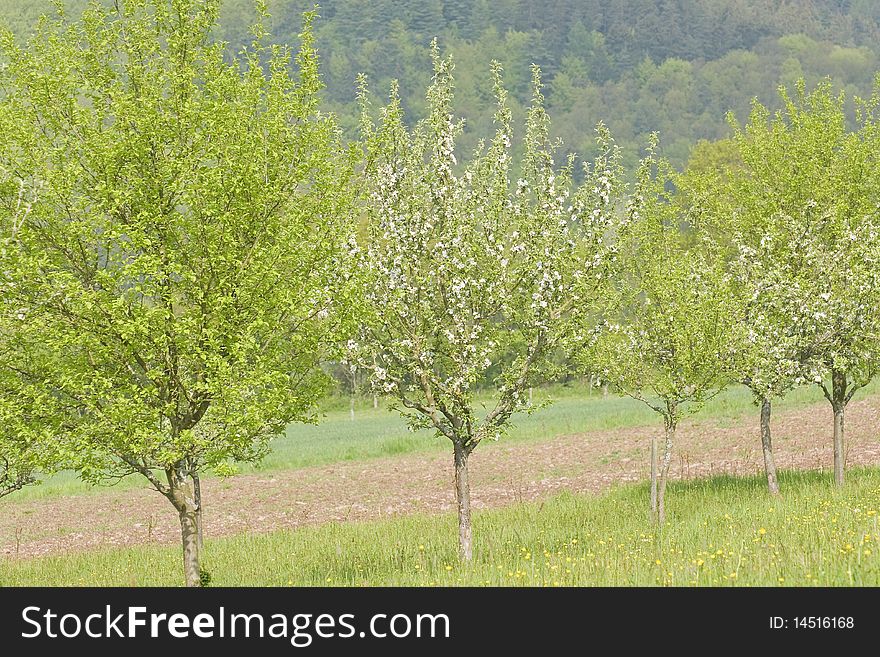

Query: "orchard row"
left=2, top=1, right=879, bottom=586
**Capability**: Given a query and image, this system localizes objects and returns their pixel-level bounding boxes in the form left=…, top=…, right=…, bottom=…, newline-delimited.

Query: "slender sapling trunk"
left=831, top=369, right=847, bottom=487
left=759, top=396, right=780, bottom=495
left=650, top=436, right=658, bottom=517
left=657, top=408, right=676, bottom=524
left=453, top=440, right=473, bottom=561
left=179, top=505, right=200, bottom=587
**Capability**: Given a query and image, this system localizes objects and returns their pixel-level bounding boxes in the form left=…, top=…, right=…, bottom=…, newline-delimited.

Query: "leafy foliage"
left=690, top=82, right=880, bottom=400
left=595, top=141, right=728, bottom=422
left=0, top=0, right=353, bottom=583
left=588, top=139, right=732, bottom=521
left=351, top=46, right=622, bottom=453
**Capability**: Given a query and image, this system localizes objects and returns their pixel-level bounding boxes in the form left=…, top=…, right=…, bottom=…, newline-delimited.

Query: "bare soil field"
left=2, top=396, right=879, bottom=560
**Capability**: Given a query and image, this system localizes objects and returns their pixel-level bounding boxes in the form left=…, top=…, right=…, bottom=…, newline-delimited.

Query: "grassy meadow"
left=6, top=380, right=873, bottom=502
left=2, top=468, right=879, bottom=586
left=3, top=380, right=880, bottom=586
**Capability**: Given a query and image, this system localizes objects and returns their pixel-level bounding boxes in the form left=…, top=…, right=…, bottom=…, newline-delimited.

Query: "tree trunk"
left=373, top=394, right=378, bottom=409
left=657, top=418, right=675, bottom=524
left=166, top=472, right=202, bottom=587
left=179, top=505, right=200, bottom=587
left=453, top=441, right=472, bottom=561
left=833, top=404, right=845, bottom=487
left=649, top=436, right=658, bottom=517
left=832, top=369, right=846, bottom=487
left=192, top=473, right=204, bottom=552
left=350, top=395, right=355, bottom=422
left=760, top=397, right=780, bottom=496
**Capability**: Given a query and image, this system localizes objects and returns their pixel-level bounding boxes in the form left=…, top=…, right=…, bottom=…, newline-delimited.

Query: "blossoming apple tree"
left=723, top=82, right=880, bottom=487
left=681, top=147, right=809, bottom=497
left=592, top=141, right=730, bottom=523
left=351, top=46, right=624, bottom=560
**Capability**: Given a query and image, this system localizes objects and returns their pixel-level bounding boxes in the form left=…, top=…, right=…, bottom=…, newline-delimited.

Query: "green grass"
left=8, top=379, right=878, bottom=502
left=4, top=467, right=880, bottom=586
left=256, top=380, right=863, bottom=471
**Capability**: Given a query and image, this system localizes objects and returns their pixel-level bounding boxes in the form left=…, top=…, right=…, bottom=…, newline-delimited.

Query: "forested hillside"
left=3, top=0, right=880, bottom=166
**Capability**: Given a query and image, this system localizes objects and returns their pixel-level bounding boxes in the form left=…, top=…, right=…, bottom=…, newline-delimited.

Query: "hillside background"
left=3, top=0, right=880, bottom=168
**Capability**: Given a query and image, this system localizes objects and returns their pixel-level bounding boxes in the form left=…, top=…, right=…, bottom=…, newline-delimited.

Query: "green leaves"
left=592, top=141, right=729, bottom=421
left=692, top=80, right=880, bottom=401
left=0, top=1, right=353, bottom=488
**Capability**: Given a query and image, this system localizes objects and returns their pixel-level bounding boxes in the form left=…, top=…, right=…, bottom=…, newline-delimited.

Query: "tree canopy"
left=0, top=0, right=354, bottom=584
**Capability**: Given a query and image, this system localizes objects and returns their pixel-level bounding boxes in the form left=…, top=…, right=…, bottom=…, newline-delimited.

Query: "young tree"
left=721, top=81, right=880, bottom=487
left=680, top=145, right=806, bottom=496
left=351, top=47, right=623, bottom=560
left=592, top=141, right=729, bottom=524
left=722, top=247, right=806, bottom=497
left=0, top=1, right=352, bottom=585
